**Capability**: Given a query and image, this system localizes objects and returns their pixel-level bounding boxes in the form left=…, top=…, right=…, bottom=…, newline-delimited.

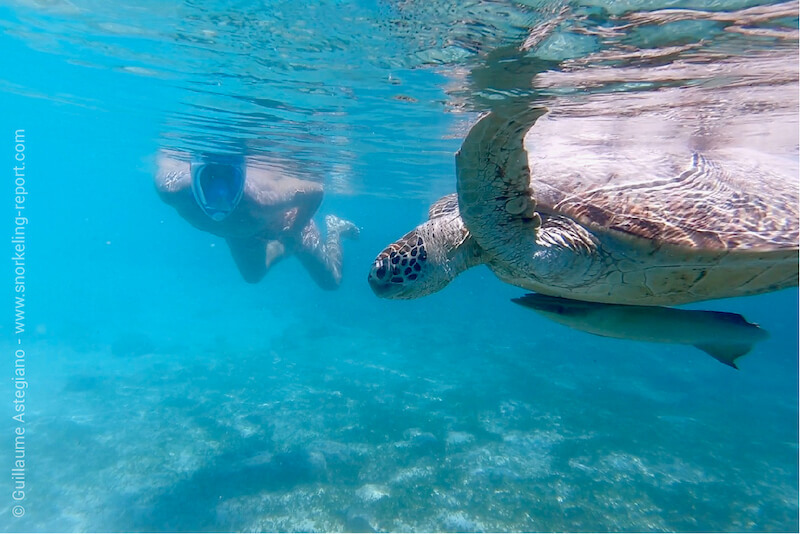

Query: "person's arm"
left=225, top=237, right=268, bottom=284
left=245, top=165, right=324, bottom=233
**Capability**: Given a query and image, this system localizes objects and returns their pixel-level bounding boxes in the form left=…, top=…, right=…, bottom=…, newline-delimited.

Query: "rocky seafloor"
left=1, top=299, right=797, bottom=533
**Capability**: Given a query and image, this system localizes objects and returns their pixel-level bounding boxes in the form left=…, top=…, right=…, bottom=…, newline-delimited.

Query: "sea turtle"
left=368, top=82, right=799, bottom=307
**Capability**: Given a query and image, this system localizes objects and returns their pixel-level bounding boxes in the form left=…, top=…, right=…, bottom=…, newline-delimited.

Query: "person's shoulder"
left=155, top=150, right=191, bottom=193
left=245, top=162, right=323, bottom=205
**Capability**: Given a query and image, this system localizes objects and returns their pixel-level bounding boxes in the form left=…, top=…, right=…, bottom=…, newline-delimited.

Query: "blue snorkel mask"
left=190, top=154, right=246, bottom=221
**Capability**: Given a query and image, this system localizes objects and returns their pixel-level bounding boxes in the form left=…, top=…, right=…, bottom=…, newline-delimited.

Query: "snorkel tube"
left=190, top=153, right=246, bottom=221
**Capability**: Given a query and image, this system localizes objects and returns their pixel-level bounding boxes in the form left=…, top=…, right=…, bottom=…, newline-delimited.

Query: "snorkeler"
left=155, top=151, right=359, bottom=288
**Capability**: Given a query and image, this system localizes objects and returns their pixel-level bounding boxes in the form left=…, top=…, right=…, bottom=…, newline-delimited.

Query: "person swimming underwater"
left=155, top=150, right=358, bottom=288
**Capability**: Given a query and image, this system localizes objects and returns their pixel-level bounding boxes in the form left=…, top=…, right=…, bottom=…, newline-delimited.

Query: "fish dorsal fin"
left=706, top=310, right=754, bottom=327
left=428, top=193, right=460, bottom=220
left=693, top=343, right=754, bottom=369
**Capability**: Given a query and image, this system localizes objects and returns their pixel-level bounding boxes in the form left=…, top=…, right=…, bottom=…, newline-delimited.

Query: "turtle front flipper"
left=455, top=107, right=546, bottom=261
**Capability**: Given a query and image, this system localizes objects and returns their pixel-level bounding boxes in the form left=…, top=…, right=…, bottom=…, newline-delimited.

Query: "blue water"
left=1, top=0, right=798, bottom=532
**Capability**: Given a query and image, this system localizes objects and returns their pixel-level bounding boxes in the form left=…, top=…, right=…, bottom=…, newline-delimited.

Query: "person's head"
left=190, top=154, right=245, bottom=221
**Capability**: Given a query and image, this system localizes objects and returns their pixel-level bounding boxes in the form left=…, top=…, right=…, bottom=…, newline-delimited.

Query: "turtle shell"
left=524, top=84, right=798, bottom=252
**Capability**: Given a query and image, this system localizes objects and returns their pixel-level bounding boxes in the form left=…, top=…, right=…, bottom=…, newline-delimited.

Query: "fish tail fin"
left=693, top=343, right=755, bottom=369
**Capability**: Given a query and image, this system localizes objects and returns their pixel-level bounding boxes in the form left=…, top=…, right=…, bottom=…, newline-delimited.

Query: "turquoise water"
left=1, top=0, right=798, bottom=532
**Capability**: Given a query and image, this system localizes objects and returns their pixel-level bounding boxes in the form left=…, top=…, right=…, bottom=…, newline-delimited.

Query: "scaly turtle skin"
left=369, top=56, right=799, bottom=305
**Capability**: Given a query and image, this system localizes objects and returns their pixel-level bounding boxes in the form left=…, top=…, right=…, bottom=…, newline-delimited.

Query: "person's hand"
left=265, top=240, right=286, bottom=269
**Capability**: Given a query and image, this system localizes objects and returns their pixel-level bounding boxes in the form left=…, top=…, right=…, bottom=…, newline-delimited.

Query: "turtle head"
left=368, top=197, right=482, bottom=299
left=368, top=227, right=437, bottom=299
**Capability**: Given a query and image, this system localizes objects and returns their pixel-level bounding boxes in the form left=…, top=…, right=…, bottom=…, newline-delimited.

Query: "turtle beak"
left=368, top=257, right=394, bottom=297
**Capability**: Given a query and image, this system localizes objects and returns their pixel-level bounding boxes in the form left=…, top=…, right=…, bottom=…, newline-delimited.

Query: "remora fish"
left=512, top=293, right=769, bottom=368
